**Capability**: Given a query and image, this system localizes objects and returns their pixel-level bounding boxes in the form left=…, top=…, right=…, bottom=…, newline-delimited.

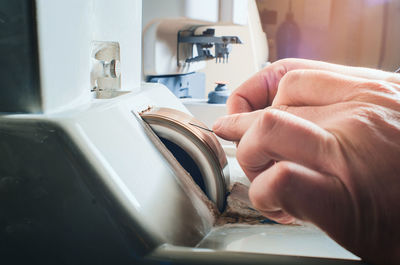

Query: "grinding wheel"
left=140, top=107, right=229, bottom=211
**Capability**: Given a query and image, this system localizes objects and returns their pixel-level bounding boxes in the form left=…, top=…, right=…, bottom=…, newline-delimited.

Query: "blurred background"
left=256, top=0, right=400, bottom=71
left=142, top=0, right=400, bottom=95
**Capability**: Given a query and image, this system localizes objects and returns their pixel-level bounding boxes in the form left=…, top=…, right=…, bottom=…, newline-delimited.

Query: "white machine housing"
left=0, top=0, right=362, bottom=264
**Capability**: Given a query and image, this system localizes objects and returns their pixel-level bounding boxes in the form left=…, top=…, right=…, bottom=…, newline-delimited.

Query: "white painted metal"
left=35, top=0, right=142, bottom=113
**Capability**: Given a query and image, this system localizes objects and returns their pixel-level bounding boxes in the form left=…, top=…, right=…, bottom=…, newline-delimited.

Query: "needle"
left=188, top=122, right=214, bottom=133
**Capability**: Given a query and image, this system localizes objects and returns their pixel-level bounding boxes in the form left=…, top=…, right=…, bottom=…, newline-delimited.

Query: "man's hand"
left=213, top=59, right=400, bottom=264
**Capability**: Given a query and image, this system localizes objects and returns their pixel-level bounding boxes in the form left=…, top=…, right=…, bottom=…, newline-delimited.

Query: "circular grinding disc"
left=140, top=107, right=229, bottom=211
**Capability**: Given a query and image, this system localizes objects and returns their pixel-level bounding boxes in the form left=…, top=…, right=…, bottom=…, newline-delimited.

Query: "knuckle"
left=236, top=139, right=254, bottom=169
left=226, top=91, right=242, bottom=109
left=248, top=186, right=265, bottom=210
left=352, top=81, right=396, bottom=98
left=235, top=142, right=247, bottom=164
left=350, top=81, right=400, bottom=111
left=276, top=70, right=310, bottom=104
left=346, top=107, right=368, bottom=127
left=346, top=103, right=385, bottom=128
left=352, top=105, right=379, bottom=120
left=270, top=58, right=288, bottom=70
left=273, top=58, right=298, bottom=69
left=228, top=89, right=241, bottom=100
left=226, top=91, right=235, bottom=105
left=270, top=162, right=295, bottom=191
left=279, top=69, right=304, bottom=86
left=248, top=162, right=296, bottom=212
left=258, top=110, right=280, bottom=132
left=319, top=132, right=341, bottom=172
left=366, top=81, right=395, bottom=94
left=269, top=59, right=291, bottom=82
left=321, top=132, right=338, bottom=156
left=236, top=139, right=265, bottom=178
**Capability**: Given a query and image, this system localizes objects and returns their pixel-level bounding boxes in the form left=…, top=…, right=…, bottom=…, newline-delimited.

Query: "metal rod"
left=188, top=122, right=214, bottom=133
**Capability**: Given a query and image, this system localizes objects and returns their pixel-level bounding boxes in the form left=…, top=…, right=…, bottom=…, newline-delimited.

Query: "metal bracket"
left=177, top=28, right=242, bottom=66
left=90, top=41, right=121, bottom=95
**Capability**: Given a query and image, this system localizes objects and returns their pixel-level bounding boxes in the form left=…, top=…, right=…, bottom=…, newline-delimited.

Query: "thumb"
left=212, top=110, right=263, bottom=141
left=249, top=161, right=355, bottom=246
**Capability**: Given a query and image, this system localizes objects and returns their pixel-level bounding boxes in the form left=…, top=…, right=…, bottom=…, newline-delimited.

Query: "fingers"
left=227, top=58, right=321, bottom=114
left=274, top=69, right=400, bottom=111
left=213, top=104, right=343, bottom=141
left=213, top=107, right=318, bottom=141
left=278, top=58, right=400, bottom=83
left=212, top=110, right=263, bottom=141
left=227, top=61, right=288, bottom=114
left=235, top=109, right=341, bottom=181
left=272, top=69, right=366, bottom=107
left=227, top=58, right=400, bottom=114
left=249, top=161, right=354, bottom=244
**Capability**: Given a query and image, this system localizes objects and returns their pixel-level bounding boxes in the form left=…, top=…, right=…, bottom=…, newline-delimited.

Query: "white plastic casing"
left=35, top=0, right=142, bottom=113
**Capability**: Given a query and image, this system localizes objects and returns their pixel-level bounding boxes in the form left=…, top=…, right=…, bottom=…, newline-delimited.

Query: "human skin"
left=212, top=59, right=400, bottom=264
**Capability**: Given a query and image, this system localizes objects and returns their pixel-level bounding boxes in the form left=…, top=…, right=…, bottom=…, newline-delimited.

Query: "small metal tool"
left=188, top=122, right=214, bottom=133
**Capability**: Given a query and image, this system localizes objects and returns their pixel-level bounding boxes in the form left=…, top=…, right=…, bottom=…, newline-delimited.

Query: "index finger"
left=228, top=58, right=400, bottom=114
